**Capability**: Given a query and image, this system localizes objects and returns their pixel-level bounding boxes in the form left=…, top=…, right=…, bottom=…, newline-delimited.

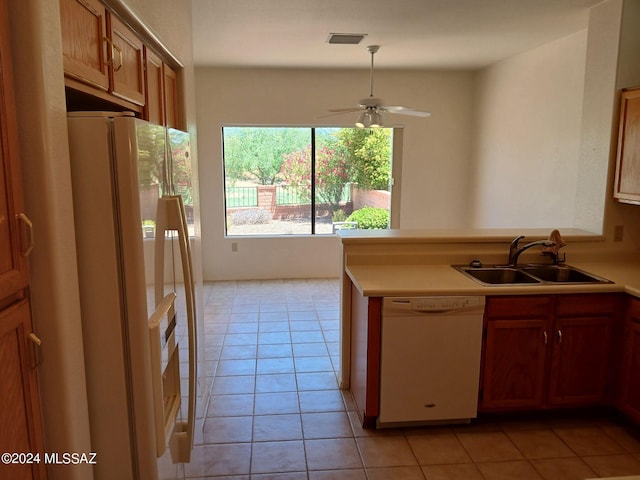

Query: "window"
left=222, top=126, right=394, bottom=236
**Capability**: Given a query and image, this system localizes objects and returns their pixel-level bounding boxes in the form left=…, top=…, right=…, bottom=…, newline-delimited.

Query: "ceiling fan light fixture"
left=355, top=109, right=383, bottom=128
left=355, top=111, right=368, bottom=128
left=369, top=110, right=382, bottom=128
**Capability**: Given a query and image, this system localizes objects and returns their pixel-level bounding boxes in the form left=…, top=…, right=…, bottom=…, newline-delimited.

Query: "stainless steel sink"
left=453, top=266, right=540, bottom=285
left=520, top=265, right=612, bottom=284
left=453, top=264, right=612, bottom=286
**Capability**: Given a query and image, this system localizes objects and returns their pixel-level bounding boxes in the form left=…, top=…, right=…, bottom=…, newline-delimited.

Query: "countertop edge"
left=345, top=261, right=640, bottom=298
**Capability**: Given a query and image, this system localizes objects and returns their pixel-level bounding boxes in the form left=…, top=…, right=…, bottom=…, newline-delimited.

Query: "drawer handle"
left=104, top=37, right=123, bottom=71
left=543, top=331, right=548, bottom=345
left=557, top=329, right=563, bottom=344
left=28, top=333, right=42, bottom=368
left=17, top=213, right=34, bottom=256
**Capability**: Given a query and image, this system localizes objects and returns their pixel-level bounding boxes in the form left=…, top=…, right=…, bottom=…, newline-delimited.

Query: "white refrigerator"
left=66, top=112, right=209, bottom=480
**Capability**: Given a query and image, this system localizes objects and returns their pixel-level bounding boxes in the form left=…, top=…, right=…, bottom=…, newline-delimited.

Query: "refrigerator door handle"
left=154, top=195, right=197, bottom=463
left=148, top=292, right=179, bottom=457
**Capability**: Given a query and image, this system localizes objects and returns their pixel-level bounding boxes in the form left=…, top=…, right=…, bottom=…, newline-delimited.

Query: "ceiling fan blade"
left=317, top=109, right=362, bottom=119
left=382, top=105, right=432, bottom=117
left=327, top=107, right=363, bottom=113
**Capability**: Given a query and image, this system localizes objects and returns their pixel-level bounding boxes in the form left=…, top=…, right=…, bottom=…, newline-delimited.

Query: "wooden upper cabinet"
left=144, top=47, right=164, bottom=125
left=108, top=13, right=145, bottom=106
left=614, top=87, right=640, bottom=204
left=163, top=63, right=179, bottom=128
left=144, top=47, right=181, bottom=128
left=60, top=0, right=183, bottom=125
left=60, top=0, right=109, bottom=91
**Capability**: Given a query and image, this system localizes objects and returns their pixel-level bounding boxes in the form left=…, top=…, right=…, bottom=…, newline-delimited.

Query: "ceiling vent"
left=327, top=33, right=367, bottom=45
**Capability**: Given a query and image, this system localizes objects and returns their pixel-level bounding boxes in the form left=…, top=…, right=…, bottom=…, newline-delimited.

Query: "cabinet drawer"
left=486, top=295, right=552, bottom=318
left=556, top=293, right=620, bottom=317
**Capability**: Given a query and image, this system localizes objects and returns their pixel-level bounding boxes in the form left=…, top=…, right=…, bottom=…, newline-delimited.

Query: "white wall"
left=470, top=30, right=588, bottom=228
left=194, top=0, right=640, bottom=281
left=575, top=0, right=623, bottom=234
left=194, top=68, right=475, bottom=280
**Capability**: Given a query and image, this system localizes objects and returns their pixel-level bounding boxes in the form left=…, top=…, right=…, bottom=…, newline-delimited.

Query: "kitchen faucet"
left=508, top=235, right=556, bottom=266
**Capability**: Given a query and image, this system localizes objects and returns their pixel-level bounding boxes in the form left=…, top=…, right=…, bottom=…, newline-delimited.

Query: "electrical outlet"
left=231, top=242, right=238, bottom=252
left=614, top=225, right=624, bottom=242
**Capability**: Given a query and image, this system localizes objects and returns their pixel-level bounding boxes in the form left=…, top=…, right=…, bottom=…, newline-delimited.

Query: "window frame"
left=221, top=125, right=402, bottom=237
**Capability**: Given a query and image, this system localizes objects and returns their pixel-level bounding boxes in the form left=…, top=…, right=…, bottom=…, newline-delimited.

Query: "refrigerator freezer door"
left=68, top=114, right=159, bottom=480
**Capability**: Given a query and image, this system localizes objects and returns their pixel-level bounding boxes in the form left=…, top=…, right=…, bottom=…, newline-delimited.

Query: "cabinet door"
left=0, top=300, right=45, bottom=480
left=619, top=300, right=640, bottom=423
left=163, top=63, right=179, bottom=128
left=60, top=0, right=109, bottom=91
left=481, top=318, right=548, bottom=410
left=350, top=285, right=382, bottom=428
left=144, top=47, right=164, bottom=125
left=108, top=13, right=145, bottom=106
left=614, top=88, right=640, bottom=204
left=548, top=316, right=612, bottom=406
left=0, top=0, right=29, bottom=302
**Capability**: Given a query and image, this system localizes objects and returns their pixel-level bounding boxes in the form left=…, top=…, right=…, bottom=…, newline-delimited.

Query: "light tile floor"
left=188, top=278, right=640, bottom=479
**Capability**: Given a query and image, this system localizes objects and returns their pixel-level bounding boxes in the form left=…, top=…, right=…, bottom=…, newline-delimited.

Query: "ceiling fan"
left=323, top=45, right=431, bottom=127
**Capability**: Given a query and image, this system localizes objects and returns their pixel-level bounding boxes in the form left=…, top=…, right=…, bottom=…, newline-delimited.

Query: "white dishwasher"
left=378, top=296, right=485, bottom=427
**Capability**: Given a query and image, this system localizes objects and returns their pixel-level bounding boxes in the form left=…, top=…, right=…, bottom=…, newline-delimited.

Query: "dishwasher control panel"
left=384, top=296, right=485, bottom=314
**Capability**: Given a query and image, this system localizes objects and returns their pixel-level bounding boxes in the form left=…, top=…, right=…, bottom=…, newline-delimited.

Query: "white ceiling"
left=191, top=0, right=603, bottom=70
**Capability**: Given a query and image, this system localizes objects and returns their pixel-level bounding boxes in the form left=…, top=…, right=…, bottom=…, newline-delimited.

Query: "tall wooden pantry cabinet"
left=0, top=0, right=46, bottom=478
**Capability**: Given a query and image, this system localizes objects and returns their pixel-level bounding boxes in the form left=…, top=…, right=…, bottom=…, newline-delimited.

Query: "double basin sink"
left=453, top=263, right=612, bottom=286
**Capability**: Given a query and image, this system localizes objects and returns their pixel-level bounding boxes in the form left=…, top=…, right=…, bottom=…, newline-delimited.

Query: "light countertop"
left=338, top=227, right=603, bottom=244
left=345, top=259, right=640, bottom=298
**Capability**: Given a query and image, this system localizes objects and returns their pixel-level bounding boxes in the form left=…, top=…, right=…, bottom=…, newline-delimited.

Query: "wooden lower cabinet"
left=618, top=297, right=640, bottom=423
left=0, top=300, right=45, bottom=480
left=480, top=294, right=621, bottom=412
left=349, top=288, right=630, bottom=425
left=480, top=296, right=551, bottom=409
left=548, top=315, right=612, bottom=406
